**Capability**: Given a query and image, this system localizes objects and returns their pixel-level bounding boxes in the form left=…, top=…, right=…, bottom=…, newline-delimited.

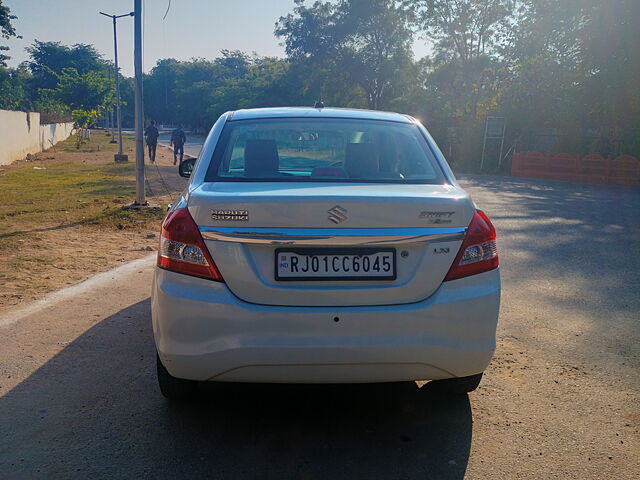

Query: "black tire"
left=156, top=354, right=197, bottom=401
left=428, top=373, right=483, bottom=394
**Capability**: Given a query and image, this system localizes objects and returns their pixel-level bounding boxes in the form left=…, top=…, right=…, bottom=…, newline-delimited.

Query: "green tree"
left=119, top=76, right=135, bottom=127
left=54, top=67, right=113, bottom=111
left=207, top=57, right=294, bottom=122
left=337, top=0, right=415, bottom=109
left=71, top=108, right=101, bottom=148
left=406, top=0, right=513, bottom=118
left=396, top=1, right=515, bottom=169
left=143, top=58, right=180, bottom=124
left=276, top=0, right=415, bottom=109
left=407, top=0, right=514, bottom=64
left=143, top=53, right=305, bottom=131
left=0, top=65, right=30, bottom=110
left=579, top=0, right=640, bottom=155
left=215, top=49, right=252, bottom=79
left=0, top=0, right=20, bottom=66
left=26, top=41, right=108, bottom=101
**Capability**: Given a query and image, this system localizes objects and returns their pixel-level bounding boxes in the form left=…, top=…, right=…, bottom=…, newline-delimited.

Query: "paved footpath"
left=0, top=173, right=638, bottom=479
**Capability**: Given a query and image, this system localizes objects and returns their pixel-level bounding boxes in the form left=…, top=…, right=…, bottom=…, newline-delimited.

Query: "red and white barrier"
left=512, top=152, right=640, bottom=186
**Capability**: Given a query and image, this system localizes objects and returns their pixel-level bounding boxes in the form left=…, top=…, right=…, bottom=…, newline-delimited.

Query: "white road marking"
left=0, top=254, right=156, bottom=328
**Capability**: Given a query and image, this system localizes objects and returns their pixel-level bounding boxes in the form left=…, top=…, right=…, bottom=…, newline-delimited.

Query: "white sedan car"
left=152, top=107, right=500, bottom=400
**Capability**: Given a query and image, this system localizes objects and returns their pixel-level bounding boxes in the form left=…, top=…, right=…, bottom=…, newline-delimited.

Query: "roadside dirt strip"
left=0, top=254, right=155, bottom=329
left=0, top=176, right=638, bottom=479
left=0, top=143, right=186, bottom=313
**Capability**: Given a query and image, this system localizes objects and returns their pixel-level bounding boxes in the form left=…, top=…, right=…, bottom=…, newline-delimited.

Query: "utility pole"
left=99, top=10, right=133, bottom=161
left=133, top=0, right=145, bottom=205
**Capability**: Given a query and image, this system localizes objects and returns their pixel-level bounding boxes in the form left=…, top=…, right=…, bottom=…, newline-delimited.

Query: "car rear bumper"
left=151, top=268, right=500, bottom=383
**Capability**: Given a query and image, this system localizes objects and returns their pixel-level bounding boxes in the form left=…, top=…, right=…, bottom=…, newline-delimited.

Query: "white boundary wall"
left=39, top=122, right=75, bottom=152
left=0, top=110, right=75, bottom=166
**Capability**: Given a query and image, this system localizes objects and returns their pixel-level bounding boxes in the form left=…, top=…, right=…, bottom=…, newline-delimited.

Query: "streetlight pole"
left=99, top=11, right=133, bottom=161
left=133, top=0, right=145, bottom=205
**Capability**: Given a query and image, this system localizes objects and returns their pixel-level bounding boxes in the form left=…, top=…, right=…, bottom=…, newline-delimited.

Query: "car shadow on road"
left=1, top=299, right=472, bottom=480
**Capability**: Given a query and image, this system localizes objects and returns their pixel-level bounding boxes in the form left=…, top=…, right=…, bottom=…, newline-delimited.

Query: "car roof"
left=228, top=107, right=415, bottom=124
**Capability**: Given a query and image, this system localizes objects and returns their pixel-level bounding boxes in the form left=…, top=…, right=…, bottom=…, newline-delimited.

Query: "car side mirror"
left=178, top=157, right=196, bottom=178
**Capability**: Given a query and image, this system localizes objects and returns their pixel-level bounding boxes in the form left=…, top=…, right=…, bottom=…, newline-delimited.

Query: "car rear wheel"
left=428, top=373, right=483, bottom=394
left=156, top=354, right=197, bottom=401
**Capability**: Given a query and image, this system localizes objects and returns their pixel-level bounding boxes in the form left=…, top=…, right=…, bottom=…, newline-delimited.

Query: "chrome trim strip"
left=200, top=227, right=466, bottom=246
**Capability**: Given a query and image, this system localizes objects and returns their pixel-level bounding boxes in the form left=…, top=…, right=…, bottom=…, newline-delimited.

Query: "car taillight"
left=444, top=210, right=498, bottom=281
left=157, top=208, right=223, bottom=281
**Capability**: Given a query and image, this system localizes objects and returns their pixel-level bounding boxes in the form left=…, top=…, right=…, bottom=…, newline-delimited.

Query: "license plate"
left=275, top=248, right=396, bottom=281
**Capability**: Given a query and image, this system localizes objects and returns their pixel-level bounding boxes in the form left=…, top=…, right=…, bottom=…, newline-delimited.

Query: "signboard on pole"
left=486, top=117, right=506, bottom=138
left=481, top=116, right=507, bottom=170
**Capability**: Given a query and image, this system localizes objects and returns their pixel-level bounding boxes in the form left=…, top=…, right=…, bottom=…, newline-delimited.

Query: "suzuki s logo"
left=328, top=205, right=348, bottom=224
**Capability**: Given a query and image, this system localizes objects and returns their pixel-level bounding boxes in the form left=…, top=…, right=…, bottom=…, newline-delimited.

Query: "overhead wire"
left=163, top=0, right=172, bottom=21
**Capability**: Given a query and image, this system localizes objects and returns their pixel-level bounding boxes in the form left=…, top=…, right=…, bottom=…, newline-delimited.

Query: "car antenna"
left=314, top=98, right=325, bottom=109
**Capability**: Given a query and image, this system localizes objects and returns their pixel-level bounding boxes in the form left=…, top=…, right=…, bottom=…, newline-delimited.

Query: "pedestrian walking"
left=170, top=125, right=186, bottom=165
left=144, top=120, right=160, bottom=163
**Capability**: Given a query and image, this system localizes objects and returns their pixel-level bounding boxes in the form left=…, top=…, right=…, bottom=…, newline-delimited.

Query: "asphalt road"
left=157, top=132, right=206, bottom=159
left=0, top=175, right=638, bottom=479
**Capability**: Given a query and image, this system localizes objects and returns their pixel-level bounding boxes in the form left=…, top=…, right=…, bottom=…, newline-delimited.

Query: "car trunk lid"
left=188, top=182, right=475, bottom=306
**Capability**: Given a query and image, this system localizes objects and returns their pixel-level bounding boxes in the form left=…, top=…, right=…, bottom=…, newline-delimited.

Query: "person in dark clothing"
left=170, top=125, right=186, bottom=165
left=144, top=120, right=160, bottom=163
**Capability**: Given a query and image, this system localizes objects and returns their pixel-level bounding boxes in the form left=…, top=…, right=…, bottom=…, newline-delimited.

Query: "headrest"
left=244, top=139, right=279, bottom=176
left=345, top=143, right=379, bottom=178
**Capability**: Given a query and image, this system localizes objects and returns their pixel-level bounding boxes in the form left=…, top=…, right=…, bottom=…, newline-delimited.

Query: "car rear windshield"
left=204, top=118, right=446, bottom=184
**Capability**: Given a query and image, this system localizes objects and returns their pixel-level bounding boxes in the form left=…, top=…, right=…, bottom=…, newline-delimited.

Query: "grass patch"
left=86, top=206, right=167, bottom=230
left=0, top=135, right=182, bottom=311
left=0, top=136, right=165, bottom=242
left=55, top=129, right=137, bottom=153
left=7, top=255, right=55, bottom=271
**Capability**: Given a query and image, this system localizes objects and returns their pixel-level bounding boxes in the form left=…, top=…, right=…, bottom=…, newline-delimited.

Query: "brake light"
left=444, top=210, right=498, bottom=281
left=157, top=208, right=223, bottom=281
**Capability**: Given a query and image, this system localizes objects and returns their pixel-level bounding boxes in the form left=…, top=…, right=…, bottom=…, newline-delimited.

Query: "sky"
left=3, top=0, right=432, bottom=77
